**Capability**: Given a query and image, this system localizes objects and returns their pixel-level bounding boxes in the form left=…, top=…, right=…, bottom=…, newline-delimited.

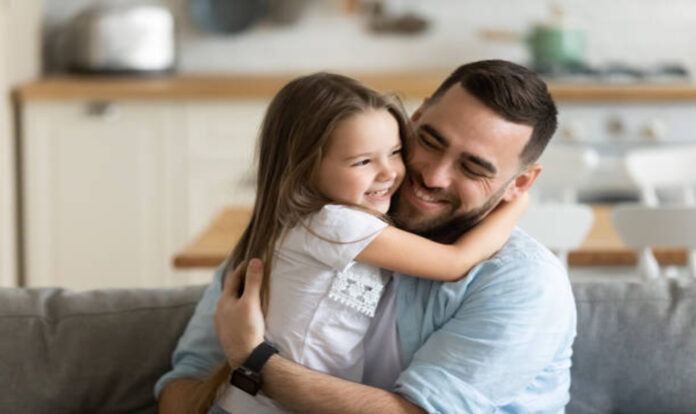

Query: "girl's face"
left=315, top=109, right=405, bottom=214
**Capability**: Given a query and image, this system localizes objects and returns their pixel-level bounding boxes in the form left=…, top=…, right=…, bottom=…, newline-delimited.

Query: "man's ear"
left=411, top=97, right=429, bottom=122
left=502, top=163, right=542, bottom=201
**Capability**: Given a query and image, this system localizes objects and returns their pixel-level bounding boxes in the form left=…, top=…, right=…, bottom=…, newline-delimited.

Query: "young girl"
left=195, top=73, right=527, bottom=413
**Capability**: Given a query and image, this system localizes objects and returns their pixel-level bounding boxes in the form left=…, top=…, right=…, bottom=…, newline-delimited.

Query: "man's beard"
left=390, top=179, right=508, bottom=244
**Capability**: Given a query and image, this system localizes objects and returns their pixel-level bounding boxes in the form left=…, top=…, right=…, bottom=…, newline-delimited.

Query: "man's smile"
left=403, top=175, right=454, bottom=211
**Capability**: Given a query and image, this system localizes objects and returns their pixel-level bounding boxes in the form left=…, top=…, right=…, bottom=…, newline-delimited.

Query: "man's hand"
left=215, top=258, right=266, bottom=367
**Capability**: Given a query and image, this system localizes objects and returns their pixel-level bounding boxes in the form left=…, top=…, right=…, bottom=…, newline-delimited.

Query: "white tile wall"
left=44, top=0, right=696, bottom=75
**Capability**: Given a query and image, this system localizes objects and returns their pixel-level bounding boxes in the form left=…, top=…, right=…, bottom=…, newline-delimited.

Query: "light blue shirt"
left=394, top=228, right=576, bottom=413
left=155, top=228, right=577, bottom=414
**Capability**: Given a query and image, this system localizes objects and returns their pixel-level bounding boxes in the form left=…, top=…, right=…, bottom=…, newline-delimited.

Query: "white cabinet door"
left=184, top=101, right=265, bottom=236
left=0, top=2, right=15, bottom=288
left=21, top=101, right=188, bottom=290
left=0, top=0, right=41, bottom=287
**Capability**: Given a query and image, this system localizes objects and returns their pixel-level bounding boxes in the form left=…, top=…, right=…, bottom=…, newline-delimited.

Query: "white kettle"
left=64, top=1, right=176, bottom=74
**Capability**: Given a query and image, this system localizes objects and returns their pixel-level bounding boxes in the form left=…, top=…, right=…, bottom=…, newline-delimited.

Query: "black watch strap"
left=243, top=342, right=279, bottom=372
left=230, top=342, right=279, bottom=395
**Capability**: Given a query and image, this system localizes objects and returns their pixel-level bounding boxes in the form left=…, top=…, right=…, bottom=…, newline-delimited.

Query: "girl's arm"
left=356, top=193, right=529, bottom=281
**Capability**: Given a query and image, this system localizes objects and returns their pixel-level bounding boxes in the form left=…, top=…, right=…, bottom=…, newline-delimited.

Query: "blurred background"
left=2, top=0, right=695, bottom=291
left=39, top=0, right=696, bottom=74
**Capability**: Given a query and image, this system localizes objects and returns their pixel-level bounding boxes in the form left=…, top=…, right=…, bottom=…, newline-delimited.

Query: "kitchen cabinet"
left=184, top=101, right=264, bottom=235
left=0, top=0, right=41, bottom=287
left=20, top=99, right=265, bottom=290
left=22, top=101, right=183, bottom=289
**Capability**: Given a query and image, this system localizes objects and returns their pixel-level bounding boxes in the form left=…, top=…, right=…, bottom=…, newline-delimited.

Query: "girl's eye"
left=391, top=148, right=402, bottom=156
left=351, top=159, right=370, bottom=167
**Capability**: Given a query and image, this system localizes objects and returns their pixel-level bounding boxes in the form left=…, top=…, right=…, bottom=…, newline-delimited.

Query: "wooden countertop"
left=172, top=205, right=687, bottom=269
left=16, top=73, right=696, bottom=102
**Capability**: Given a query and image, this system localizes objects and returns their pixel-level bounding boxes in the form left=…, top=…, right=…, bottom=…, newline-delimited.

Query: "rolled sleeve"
left=394, top=253, right=575, bottom=413
left=154, top=264, right=227, bottom=398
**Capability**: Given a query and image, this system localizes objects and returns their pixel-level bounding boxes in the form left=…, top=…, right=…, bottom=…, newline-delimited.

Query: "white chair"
left=518, top=202, right=595, bottom=268
left=619, top=144, right=696, bottom=279
left=613, top=205, right=696, bottom=280
left=533, top=145, right=600, bottom=203
left=623, top=144, right=696, bottom=206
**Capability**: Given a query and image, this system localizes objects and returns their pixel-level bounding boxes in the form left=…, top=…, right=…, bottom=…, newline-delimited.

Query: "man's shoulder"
left=462, top=227, right=572, bottom=304
left=398, top=227, right=573, bottom=313
left=480, top=227, right=566, bottom=279
left=496, top=226, right=560, bottom=264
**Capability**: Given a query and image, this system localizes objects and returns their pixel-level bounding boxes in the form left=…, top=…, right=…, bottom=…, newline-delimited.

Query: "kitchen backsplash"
left=43, top=0, right=696, bottom=75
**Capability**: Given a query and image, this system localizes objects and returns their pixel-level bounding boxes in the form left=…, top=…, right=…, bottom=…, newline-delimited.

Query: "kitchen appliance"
left=189, top=0, right=265, bottom=34
left=527, top=23, right=586, bottom=70
left=65, top=1, right=176, bottom=74
left=480, top=4, right=586, bottom=70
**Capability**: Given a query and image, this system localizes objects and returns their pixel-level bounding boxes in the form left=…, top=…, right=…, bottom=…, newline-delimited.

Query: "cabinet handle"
left=85, top=102, right=119, bottom=121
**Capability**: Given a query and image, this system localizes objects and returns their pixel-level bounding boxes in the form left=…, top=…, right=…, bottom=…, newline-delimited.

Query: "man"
left=157, top=60, right=577, bottom=413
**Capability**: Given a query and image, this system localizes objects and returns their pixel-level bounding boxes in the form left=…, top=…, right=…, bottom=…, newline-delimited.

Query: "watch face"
left=231, top=368, right=261, bottom=395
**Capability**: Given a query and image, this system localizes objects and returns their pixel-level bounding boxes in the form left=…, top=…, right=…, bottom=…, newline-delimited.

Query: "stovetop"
left=533, top=63, right=690, bottom=83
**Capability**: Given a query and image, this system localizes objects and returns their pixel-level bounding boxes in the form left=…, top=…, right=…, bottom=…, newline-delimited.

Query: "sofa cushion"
left=0, top=285, right=206, bottom=414
left=568, top=277, right=696, bottom=414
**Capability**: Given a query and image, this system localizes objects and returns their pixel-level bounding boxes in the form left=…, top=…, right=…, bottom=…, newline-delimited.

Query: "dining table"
left=173, top=205, right=687, bottom=269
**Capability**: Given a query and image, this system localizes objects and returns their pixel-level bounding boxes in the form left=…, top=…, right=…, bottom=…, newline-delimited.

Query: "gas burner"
left=533, top=62, right=600, bottom=80
left=534, top=63, right=690, bottom=83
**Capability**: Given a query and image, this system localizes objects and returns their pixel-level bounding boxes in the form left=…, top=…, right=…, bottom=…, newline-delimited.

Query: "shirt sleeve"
left=286, top=204, right=388, bottom=272
left=154, top=263, right=226, bottom=399
left=394, top=255, right=576, bottom=413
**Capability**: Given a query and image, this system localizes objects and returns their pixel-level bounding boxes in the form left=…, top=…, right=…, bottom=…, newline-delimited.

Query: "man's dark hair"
left=430, top=59, right=558, bottom=165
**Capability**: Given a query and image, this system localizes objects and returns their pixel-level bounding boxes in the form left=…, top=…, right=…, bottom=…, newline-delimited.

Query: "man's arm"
left=262, top=356, right=424, bottom=414
left=158, top=378, right=202, bottom=414
left=156, top=264, right=228, bottom=412
left=216, top=259, right=426, bottom=414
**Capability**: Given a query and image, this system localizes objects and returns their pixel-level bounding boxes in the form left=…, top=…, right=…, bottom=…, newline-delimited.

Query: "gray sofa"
left=2, top=277, right=695, bottom=414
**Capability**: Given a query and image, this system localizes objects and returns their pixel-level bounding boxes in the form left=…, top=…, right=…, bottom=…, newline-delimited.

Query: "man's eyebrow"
left=421, top=124, right=496, bottom=175
left=420, top=124, right=448, bottom=148
left=461, top=153, right=497, bottom=175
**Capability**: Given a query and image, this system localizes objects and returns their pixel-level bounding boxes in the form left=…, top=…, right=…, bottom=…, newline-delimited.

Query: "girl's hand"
left=454, top=191, right=529, bottom=262
left=493, top=191, right=530, bottom=218
left=215, top=258, right=266, bottom=367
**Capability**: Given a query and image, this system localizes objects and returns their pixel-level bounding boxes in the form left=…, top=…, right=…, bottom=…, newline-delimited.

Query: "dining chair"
left=618, top=144, right=696, bottom=279
left=518, top=202, right=595, bottom=268
left=623, top=144, right=696, bottom=206
left=612, top=205, right=696, bottom=280
left=533, top=145, right=600, bottom=203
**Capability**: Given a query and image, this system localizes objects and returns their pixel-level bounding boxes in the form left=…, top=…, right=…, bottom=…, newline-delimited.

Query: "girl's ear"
left=502, top=164, right=542, bottom=202
left=411, top=97, right=429, bottom=122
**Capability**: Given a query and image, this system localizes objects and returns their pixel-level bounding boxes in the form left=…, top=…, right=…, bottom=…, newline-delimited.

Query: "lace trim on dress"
left=328, top=263, right=386, bottom=317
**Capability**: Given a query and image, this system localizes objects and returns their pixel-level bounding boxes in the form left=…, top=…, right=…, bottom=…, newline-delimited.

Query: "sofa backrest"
left=569, top=278, right=696, bottom=413
left=0, top=285, right=206, bottom=414
left=2, top=278, right=695, bottom=413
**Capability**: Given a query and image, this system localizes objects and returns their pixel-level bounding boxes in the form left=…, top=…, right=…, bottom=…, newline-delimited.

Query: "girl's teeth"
left=368, top=189, right=389, bottom=197
left=414, top=187, right=437, bottom=202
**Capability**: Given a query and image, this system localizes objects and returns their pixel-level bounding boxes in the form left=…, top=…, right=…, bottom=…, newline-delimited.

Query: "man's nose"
left=421, top=158, right=453, bottom=189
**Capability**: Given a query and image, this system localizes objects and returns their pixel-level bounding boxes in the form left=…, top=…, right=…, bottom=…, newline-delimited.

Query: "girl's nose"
left=377, top=161, right=397, bottom=182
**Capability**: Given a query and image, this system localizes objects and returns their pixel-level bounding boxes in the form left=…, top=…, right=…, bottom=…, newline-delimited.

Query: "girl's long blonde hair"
left=192, top=72, right=413, bottom=413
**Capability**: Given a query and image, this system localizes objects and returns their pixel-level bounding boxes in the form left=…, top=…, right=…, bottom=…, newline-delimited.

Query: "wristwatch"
left=230, top=342, right=279, bottom=395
